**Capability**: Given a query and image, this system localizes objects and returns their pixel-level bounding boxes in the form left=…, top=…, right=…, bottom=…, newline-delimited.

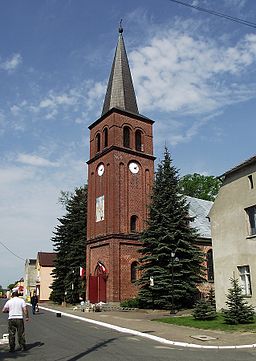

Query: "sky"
left=0, top=0, right=256, bottom=288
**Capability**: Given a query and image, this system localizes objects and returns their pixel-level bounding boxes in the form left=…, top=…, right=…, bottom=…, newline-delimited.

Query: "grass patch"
left=154, top=313, right=256, bottom=333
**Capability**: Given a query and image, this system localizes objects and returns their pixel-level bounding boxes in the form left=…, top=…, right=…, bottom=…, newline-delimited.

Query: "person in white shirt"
left=2, top=291, right=29, bottom=353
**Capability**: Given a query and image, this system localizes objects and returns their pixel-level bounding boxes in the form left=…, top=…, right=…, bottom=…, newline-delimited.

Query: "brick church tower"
left=86, top=26, right=155, bottom=303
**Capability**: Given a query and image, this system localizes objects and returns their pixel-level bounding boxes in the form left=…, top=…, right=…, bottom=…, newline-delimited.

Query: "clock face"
left=129, top=162, right=139, bottom=174
left=97, top=164, right=104, bottom=176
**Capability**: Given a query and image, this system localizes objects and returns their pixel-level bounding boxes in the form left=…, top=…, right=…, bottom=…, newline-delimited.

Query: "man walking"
left=2, top=290, right=29, bottom=353
left=31, top=291, right=39, bottom=314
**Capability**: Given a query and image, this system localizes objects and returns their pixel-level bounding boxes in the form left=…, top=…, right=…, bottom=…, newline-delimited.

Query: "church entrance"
left=88, top=262, right=107, bottom=303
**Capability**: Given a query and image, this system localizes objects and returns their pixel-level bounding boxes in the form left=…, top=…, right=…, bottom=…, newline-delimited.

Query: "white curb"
left=38, top=306, right=256, bottom=350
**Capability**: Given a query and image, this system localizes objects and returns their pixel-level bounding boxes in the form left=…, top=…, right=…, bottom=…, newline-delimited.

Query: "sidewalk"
left=39, top=303, right=256, bottom=349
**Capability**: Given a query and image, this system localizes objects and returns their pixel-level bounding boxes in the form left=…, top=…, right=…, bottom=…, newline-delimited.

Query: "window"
left=206, top=249, right=214, bottom=282
left=96, top=196, right=104, bottom=222
left=130, top=215, right=138, bottom=232
left=123, top=126, right=130, bottom=148
left=131, top=261, right=138, bottom=282
left=245, top=205, right=256, bottom=236
left=103, top=128, right=108, bottom=148
left=248, top=175, right=254, bottom=189
left=135, top=130, right=142, bottom=151
left=238, top=265, right=252, bottom=296
left=96, top=133, right=101, bottom=152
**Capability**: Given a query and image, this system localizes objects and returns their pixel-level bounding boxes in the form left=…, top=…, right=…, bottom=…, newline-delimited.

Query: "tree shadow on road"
left=66, top=337, right=117, bottom=361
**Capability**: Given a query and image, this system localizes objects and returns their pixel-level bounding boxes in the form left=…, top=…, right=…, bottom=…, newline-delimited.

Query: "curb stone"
left=39, top=305, right=256, bottom=350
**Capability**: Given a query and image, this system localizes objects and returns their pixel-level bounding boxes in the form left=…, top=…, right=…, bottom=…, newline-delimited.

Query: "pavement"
left=36, top=303, right=256, bottom=350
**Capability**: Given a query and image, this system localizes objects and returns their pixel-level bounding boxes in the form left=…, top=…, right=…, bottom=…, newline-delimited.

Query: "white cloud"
left=223, top=0, right=247, bottom=9
left=131, top=27, right=256, bottom=116
left=0, top=53, right=22, bottom=72
left=0, top=166, right=35, bottom=186
left=39, top=93, right=77, bottom=109
left=0, top=151, right=86, bottom=286
left=8, top=81, right=105, bottom=127
left=17, top=153, right=59, bottom=167
left=86, top=81, right=106, bottom=111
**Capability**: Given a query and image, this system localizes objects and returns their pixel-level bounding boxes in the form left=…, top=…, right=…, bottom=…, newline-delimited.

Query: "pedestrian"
left=31, top=291, right=39, bottom=314
left=2, top=290, right=29, bottom=353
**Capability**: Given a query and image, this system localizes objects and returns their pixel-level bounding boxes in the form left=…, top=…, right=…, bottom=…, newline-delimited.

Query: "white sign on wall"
left=96, top=195, right=104, bottom=222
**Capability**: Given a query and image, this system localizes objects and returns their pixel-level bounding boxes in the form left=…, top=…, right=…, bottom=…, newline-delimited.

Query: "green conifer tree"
left=223, top=277, right=255, bottom=324
left=50, top=185, right=87, bottom=304
left=138, top=148, right=205, bottom=309
left=193, top=298, right=217, bottom=320
left=207, top=287, right=216, bottom=309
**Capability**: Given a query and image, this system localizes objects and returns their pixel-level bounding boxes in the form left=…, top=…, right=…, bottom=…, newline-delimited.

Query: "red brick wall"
left=119, top=242, right=141, bottom=300
left=86, top=109, right=155, bottom=302
left=86, top=238, right=142, bottom=302
left=89, top=110, right=154, bottom=159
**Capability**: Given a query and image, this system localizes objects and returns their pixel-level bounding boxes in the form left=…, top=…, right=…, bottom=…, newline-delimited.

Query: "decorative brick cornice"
left=88, top=107, right=154, bottom=130
left=87, top=232, right=141, bottom=245
left=87, top=144, right=156, bottom=164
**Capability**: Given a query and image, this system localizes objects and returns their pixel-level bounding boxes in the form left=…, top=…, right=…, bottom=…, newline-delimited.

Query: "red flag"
left=79, top=267, right=85, bottom=277
left=98, top=261, right=107, bottom=273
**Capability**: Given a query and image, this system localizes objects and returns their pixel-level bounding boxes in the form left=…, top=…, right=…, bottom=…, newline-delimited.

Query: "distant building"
left=24, top=258, right=37, bottom=301
left=36, top=252, right=56, bottom=301
left=209, top=156, right=256, bottom=310
left=13, top=278, right=25, bottom=296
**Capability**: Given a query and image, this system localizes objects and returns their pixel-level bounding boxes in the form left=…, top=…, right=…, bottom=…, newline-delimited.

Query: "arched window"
left=207, top=249, right=214, bottom=282
left=103, top=128, right=108, bottom=148
left=131, top=261, right=138, bottom=283
left=123, top=126, right=130, bottom=148
left=96, top=133, right=101, bottom=152
left=130, top=215, right=138, bottom=233
left=135, top=130, right=142, bottom=151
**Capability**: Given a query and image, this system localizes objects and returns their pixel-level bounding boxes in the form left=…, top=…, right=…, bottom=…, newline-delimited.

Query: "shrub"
left=223, top=278, right=255, bottom=325
left=120, top=298, right=140, bottom=308
left=193, top=299, right=217, bottom=320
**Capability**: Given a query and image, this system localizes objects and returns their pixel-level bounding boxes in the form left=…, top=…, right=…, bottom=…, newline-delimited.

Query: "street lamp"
left=170, top=251, right=179, bottom=315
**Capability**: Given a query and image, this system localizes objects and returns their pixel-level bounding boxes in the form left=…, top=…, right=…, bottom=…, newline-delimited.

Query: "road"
left=0, top=299, right=256, bottom=361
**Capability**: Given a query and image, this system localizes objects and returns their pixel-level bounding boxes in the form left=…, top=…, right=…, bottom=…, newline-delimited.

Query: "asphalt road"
left=0, top=299, right=256, bottom=361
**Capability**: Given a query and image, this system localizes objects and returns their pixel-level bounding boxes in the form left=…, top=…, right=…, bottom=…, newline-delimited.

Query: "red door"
left=88, top=275, right=106, bottom=303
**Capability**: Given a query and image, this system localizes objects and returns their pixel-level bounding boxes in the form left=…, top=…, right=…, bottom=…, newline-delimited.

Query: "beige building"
left=36, top=252, right=56, bottom=301
left=24, top=259, right=37, bottom=301
left=209, top=156, right=256, bottom=310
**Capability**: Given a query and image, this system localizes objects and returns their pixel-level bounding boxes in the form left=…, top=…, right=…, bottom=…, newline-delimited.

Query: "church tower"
left=86, top=25, right=155, bottom=303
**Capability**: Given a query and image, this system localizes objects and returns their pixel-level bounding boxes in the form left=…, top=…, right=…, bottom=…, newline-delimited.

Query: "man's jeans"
left=8, top=318, right=26, bottom=350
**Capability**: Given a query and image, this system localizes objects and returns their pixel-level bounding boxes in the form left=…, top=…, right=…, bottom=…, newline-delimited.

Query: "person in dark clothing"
left=31, top=292, right=39, bottom=315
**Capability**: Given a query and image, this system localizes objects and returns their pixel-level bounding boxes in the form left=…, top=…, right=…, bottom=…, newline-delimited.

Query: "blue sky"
left=1, top=0, right=256, bottom=288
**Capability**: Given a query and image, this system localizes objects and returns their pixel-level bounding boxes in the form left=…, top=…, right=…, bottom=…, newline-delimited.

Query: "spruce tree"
left=223, top=278, right=255, bottom=324
left=138, top=148, right=205, bottom=310
left=193, top=298, right=217, bottom=320
left=207, top=287, right=216, bottom=309
left=50, top=185, right=87, bottom=304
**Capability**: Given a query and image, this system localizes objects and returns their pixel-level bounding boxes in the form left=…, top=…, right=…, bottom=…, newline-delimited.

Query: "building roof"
left=220, top=155, right=256, bottom=178
left=25, top=258, right=36, bottom=266
left=186, top=196, right=213, bottom=239
left=37, top=252, right=56, bottom=267
left=101, top=25, right=139, bottom=116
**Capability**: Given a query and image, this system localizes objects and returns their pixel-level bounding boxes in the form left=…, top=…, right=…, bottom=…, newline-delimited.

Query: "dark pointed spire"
left=102, top=22, right=139, bottom=116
